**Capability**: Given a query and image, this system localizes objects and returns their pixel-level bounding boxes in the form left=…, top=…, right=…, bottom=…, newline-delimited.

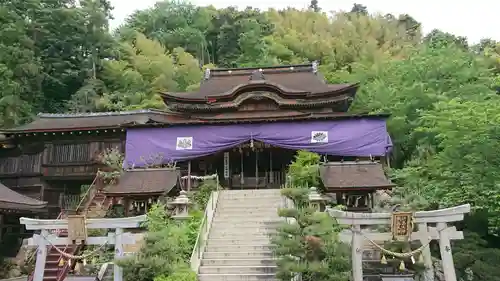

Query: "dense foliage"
left=116, top=178, right=219, bottom=281
left=117, top=203, right=200, bottom=281
left=1, top=0, right=500, bottom=279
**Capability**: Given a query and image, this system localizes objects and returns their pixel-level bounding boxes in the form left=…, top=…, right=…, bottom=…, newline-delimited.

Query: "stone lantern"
left=308, top=187, right=327, bottom=211
left=168, top=190, right=191, bottom=219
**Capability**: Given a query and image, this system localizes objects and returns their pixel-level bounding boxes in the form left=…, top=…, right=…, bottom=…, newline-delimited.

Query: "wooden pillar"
left=351, top=224, right=363, bottom=281
left=437, top=222, right=457, bottom=281
left=0, top=213, right=3, bottom=243
left=418, top=223, right=435, bottom=281
left=187, top=161, right=192, bottom=191
left=33, top=229, right=49, bottom=281
left=255, top=150, right=259, bottom=186
left=114, top=227, right=124, bottom=281
left=269, top=150, right=273, bottom=184
left=240, top=150, right=244, bottom=187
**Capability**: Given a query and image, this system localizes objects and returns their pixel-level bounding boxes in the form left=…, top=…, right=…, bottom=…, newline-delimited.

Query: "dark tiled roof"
left=104, top=168, right=180, bottom=195
left=319, top=162, right=395, bottom=190
left=4, top=110, right=176, bottom=132
left=132, top=113, right=391, bottom=125
left=162, top=63, right=359, bottom=101
left=0, top=182, right=47, bottom=212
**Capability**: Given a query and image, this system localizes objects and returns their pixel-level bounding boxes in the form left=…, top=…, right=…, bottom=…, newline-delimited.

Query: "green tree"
left=272, top=187, right=350, bottom=281
left=92, top=33, right=201, bottom=111
left=118, top=203, right=200, bottom=281
left=309, top=0, right=320, bottom=12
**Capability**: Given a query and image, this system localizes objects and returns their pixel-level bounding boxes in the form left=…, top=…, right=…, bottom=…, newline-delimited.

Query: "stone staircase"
left=198, top=189, right=282, bottom=281
left=84, top=190, right=111, bottom=218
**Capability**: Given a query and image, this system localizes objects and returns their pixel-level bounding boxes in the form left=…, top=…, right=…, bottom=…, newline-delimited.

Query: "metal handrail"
left=97, top=262, right=113, bottom=281
left=76, top=175, right=99, bottom=213
left=189, top=174, right=220, bottom=272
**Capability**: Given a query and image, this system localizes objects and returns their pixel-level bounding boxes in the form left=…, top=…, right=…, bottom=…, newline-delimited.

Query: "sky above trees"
left=108, top=0, right=499, bottom=43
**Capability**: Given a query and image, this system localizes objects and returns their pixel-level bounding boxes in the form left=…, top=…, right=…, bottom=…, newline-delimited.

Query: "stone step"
left=219, top=195, right=282, bottom=200
left=217, top=203, right=281, bottom=208
left=216, top=206, right=279, bottom=213
left=215, top=208, right=280, bottom=214
left=219, top=196, right=281, bottom=201
left=201, top=259, right=276, bottom=266
left=205, top=244, right=273, bottom=252
left=198, top=274, right=277, bottom=281
left=211, top=221, right=282, bottom=228
left=221, top=189, right=281, bottom=194
left=217, top=205, right=281, bottom=210
left=199, top=265, right=277, bottom=274
left=207, top=238, right=271, bottom=246
left=208, top=231, right=276, bottom=237
left=219, top=195, right=280, bottom=199
left=209, top=228, right=277, bottom=237
left=203, top=251, right=274, bottom=259
left=213, top=216, right=282, bottom=222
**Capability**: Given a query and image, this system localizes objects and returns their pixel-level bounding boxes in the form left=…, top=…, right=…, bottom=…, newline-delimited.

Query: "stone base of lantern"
left=172, top=214, right=191, bottom=220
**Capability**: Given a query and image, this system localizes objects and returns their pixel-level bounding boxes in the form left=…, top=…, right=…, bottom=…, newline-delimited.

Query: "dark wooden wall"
left=0, top=132, right=125, bottom=217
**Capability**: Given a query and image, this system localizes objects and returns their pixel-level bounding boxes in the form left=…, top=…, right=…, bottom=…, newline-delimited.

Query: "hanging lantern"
left=148, top=198, right=152, bottom=204
left=418, top=253, right=424, bottom=263
left=399, top=260, right=406, bottom=270
left=380, top=255, right=387, bottom=264
left=74, top=262, right=82, bottom=273
left=140, top=202, right=145, bottom=208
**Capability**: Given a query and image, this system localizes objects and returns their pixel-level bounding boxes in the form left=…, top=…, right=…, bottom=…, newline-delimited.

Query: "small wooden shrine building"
left=103, top=168, right=182, bottom=216
left=0, top=182, right=47, bottom=256
left=320, top=161, right=395, bottom=212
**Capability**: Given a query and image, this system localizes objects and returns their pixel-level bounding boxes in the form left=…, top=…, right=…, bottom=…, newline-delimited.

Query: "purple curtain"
left=124, top=119, right=392, bottom=167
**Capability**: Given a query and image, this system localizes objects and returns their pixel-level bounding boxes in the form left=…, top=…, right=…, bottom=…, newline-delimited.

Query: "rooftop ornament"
left=168, top=190, right=191, bottom=219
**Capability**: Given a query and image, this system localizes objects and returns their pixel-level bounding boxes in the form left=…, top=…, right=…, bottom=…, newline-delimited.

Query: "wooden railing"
left=43, top=163, right=100, bottom=178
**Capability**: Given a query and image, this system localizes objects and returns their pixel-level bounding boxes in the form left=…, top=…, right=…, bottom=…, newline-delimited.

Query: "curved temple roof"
left=162, top=63, right=359, bottom=102
left=0, top=182, right=47, bottom=212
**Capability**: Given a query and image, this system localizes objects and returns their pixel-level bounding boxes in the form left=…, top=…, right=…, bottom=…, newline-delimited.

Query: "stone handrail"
left=189, top=190, right=220, bottom=272
left=279, top=184, right=301, bottom=281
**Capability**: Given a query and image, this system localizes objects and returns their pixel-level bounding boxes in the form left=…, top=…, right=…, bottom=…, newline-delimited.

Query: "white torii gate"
left=20, top=215, right=146, bottom=281
left=327, top=204, right=471, bottom=281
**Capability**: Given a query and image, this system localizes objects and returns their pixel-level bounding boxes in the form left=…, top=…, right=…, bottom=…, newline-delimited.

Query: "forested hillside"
left=1, top=0, right=500, bottom=279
